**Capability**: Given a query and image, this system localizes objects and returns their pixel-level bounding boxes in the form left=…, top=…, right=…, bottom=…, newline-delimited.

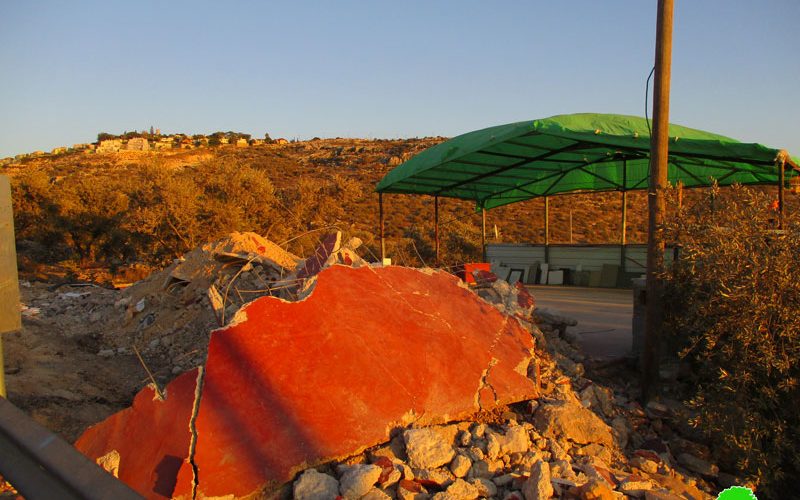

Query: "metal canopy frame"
left=376, top=114, right=798, bottom=263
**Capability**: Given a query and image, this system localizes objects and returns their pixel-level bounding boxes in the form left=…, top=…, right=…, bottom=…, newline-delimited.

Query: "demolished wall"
left=76, top=265, right=540, bottom=499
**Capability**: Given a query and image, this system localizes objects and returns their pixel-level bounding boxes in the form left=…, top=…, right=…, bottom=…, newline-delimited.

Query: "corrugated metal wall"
left=486, top=243, right=675, bottom=286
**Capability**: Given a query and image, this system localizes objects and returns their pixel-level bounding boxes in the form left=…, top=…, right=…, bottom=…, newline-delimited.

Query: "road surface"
left=527, top=285, right=633, bottom=360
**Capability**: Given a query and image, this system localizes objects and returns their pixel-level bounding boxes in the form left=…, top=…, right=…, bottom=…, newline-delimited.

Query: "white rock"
left=362, top=487, right=393, bottom=500
left=379, top=467, right=402, bottom=488
left=340, top=464, right=382, bottom=499
left=522, top=461, right=553, bottom=500
left=469, top=459, right=502, bottom=479
left=618, top=476, right=654, bottom=498
left=486, top=432, right=501, bottom=459
left=432, top=478, right=479, bottom=500
left=470, top=423, right=486, bottom=439
left=450, top=454, right=472, bottom=478
left=405, top=428, right=456, bottom=469
left=497, top=426, right=531, bottom=455
left=397, top=480, right=428, bottom=500
left=470, top=477, right=498, bottom=497
left=397, top=463, right=415, bottom=480
left=467, top=446, right=484, bottom=462
left=457, top=430, right=472, bottom=447
left=294, top=469, right=339, bottom=500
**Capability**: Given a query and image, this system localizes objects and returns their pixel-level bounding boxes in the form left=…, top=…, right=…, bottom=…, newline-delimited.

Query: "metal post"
left=434, top=195, right=440, bottom=265
left=621, top=190, right=628, bottom=269
left=544, top=196, right=550, bottom=264
left=621, top=159, right=628, bottom=270
left=779, top=157, right=786, bottom=230
left=379, top=192, right=385, bottom=262
left=677, top=180, right=683, bottom=210
left=0, top=336, right=5, bottom=398
left=481, top=208, right=487, bottom=262
left=643, top=0, right=674, bottom=402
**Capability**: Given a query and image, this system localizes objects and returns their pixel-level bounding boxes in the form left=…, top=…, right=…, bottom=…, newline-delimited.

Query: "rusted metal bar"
left=434, top=195, right=440, bottom=265
left=643, top=0, right=674, bottom=401
left=677, top=179, right=683, bottom=209
left=379, top=192, right=385, bottom=261
left=0, top=397, right=142, bottom=499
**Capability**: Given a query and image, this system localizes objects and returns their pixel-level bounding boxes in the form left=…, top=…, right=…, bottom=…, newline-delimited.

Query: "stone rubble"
left=66, top=233, right=739, bottom=499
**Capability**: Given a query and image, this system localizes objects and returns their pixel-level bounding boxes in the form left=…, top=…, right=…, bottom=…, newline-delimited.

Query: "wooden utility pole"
left=642, top=0, right=674, bottom=401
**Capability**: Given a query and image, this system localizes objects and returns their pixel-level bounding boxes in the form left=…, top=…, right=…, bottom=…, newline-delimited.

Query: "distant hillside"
left=4, top=138, right=792, bottom=282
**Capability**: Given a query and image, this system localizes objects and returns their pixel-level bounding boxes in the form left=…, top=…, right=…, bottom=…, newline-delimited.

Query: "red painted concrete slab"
left=75, top=368, right=200, bottom=499
left=173, top=265, right=538, bottom=498
left=296, top=232, right=341, bottom=280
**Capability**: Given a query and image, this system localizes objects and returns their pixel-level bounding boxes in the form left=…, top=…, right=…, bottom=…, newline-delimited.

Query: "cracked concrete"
left=75, top=265, right=539, bottom=499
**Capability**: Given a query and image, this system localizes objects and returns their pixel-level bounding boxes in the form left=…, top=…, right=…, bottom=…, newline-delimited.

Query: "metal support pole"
left=621, top=159, right=628, bottom=270
left=621, top=190, right=628, bottom=269
left=481, top=208, right=487, bottom=262
left=379, top=192, right=385, bottom=262
left=779, top=158, right=786, bottom=230
left=434, top=195, right=440, bottom=265
left=544, top=196, right=550, bottom=264
left=0, top=336, right=5, bottom=398
left=643, top=0, right=674, bottom=402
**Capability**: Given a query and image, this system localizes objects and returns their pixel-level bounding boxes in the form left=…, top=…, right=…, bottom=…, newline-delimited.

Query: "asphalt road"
left=527, top=285, right=633, bottom=360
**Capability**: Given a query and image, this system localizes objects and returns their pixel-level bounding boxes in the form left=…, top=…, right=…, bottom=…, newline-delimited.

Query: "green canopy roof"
left=376, top=113, right=799, bottom=210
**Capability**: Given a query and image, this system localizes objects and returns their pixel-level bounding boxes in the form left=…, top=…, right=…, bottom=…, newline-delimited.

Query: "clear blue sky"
left=1, top=1, right=797, bottom=158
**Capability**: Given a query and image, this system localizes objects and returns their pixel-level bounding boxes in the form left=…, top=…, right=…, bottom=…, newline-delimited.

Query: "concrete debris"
left=293, top=469, right=340, bottom=500
left=521, top=461, right=553, bottom=500
left=78, top=265, right=538, bottom=498
left=405, top=427, right=458, bottom=469
left=29, top=231, right=362, bottom=390
left=74, top=368, right=201, bottom=499
left=472, top=271, right=535, bottom=321
left=66, top=235, right=722, bottom=499
left=172, top=266, right=537, bottom=498
left=294, top=231, right=366, bottom=281
left=435, top=478, right=480, bottom=499
left=534, top=399, right=615, bottom=447
left=340, top=464, right=383, bottom=499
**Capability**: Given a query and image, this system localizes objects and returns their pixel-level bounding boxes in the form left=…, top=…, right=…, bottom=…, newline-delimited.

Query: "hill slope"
left=4, top=138, right=790, bottom=281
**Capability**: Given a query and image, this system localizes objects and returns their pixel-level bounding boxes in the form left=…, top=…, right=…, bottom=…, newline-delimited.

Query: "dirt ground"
left=4, top=282, right=144, bottom=442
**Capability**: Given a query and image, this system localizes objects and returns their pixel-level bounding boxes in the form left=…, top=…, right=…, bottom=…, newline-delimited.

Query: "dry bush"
left=662, top=184, right=800, bottom=496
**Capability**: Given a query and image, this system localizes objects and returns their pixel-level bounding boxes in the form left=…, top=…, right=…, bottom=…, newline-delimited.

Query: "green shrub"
left=662, top=184, right=800, bottom=497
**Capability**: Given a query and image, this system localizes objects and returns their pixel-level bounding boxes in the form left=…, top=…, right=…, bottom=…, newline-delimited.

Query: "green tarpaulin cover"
left=376, top=113, right=798, bottom=209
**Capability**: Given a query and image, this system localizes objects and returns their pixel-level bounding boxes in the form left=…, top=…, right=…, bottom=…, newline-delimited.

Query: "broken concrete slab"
left=533, top=399, right=615, bottom=448
left=171, top=265, right=538, bottom=498
left=74, top=368, right=201, bottom=499
left=169, top=231, right=300, bottom=284
left=295, top=231, right=366, bottom=282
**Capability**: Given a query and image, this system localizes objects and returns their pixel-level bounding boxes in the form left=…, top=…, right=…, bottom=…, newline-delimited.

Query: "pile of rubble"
left=20, top=231, right=365, bottom=380
left=65, top=231, right=745, bottom=499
